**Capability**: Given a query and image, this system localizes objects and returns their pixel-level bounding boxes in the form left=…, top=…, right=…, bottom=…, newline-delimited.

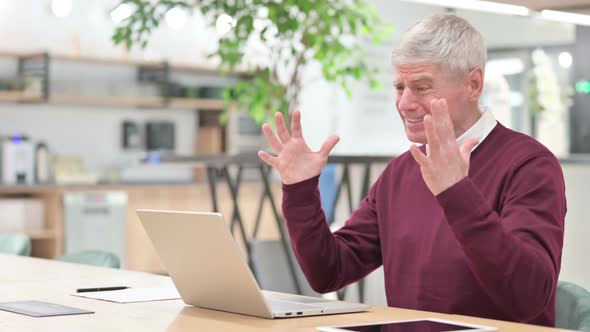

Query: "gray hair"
left=392, top=13, right=487, bottom=79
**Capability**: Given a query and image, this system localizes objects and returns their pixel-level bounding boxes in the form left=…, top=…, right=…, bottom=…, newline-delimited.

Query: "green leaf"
left=218, top=111, right=229, bottom=125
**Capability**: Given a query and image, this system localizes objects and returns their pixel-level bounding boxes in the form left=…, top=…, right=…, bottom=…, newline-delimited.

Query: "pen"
left=76, top=286, right=129, bottom=293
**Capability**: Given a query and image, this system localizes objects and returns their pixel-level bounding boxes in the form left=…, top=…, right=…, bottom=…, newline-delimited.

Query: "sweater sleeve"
left=282, top=175, right=382, bottom=293
left=436, top=152, right=566, bottom=321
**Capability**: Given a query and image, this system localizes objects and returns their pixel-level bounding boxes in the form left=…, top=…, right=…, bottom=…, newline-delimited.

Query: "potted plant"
left=112, top=0, right=392, bottom=126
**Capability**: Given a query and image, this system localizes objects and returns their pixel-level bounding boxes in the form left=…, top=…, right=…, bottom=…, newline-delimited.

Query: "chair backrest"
left=0, top=234, right=31, bottom=256
left=250, top=239, right=319, bottom=297
left=56, top=250, right=121, bottom=268
left=556, top=280, right=590, bottom=331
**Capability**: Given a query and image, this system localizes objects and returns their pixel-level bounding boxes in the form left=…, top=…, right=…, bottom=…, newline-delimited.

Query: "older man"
left=258, top=14, right=566, bottom=326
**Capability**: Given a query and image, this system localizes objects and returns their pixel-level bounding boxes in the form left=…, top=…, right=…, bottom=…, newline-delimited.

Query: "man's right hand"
left=258, top=111, right=340, bottom=185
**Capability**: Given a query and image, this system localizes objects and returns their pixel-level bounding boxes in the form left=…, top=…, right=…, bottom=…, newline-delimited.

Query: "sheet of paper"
left=73, top=287, right=181, bottom=303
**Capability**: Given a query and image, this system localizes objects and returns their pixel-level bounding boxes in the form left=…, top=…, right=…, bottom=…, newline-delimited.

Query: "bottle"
left=35, top=142, right=51, bottom=183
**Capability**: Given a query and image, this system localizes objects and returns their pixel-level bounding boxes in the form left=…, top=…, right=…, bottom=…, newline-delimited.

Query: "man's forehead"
left=395, top=63, right=442, bottom=83
left=394, top=73, right=436, bottom=85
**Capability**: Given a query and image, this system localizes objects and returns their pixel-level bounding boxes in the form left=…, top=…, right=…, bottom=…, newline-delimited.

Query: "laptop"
left=137, top=209, right=370, bottom=319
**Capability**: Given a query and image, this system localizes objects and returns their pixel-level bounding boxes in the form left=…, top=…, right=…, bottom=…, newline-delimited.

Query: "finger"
left=262, top=123, right=282, bottom=153
left=460, top=138, right=480, bottom=161
left=319, top=135, right=340, bottom=156
left=291, top=110, right=303, bottom=138
left=423, top=114, right=440, bottom=153
left=258, top=151, right=279, bottom=168
left=409, top=144, right=430, bottom=168
left=430, top=99, right=455, bottom=145
left=439, top=99, right=456, bottom=140
left=275, top=112, right=291, bottom=144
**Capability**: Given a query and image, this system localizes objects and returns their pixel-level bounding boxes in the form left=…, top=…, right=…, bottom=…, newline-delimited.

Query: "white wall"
left=560, top=163, right=590, bottom=290
left=0, top=0, right=217, bottom=65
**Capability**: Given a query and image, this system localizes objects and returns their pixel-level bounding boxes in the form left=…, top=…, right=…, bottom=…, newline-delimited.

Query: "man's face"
left=395, top=63, right=471, bottom=144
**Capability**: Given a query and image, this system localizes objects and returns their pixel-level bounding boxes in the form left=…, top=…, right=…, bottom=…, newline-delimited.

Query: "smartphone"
left=317, top=318, right=497, bottom=332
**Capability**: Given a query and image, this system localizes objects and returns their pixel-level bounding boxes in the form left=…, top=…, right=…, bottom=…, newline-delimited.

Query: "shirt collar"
left=457, top=108, right=497, bottom=150
left=424, top=109, right=497, bottom=152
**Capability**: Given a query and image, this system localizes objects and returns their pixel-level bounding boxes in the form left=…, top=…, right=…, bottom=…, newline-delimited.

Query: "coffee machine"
left=0, top=136, right=35, bottom=184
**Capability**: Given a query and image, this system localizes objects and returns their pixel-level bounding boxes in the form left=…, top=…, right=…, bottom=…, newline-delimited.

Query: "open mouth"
left=406, top=118, right=424, bottom=124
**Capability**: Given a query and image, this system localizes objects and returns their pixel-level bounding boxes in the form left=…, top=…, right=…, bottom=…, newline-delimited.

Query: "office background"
left=0, top=0, right=588, bottom=306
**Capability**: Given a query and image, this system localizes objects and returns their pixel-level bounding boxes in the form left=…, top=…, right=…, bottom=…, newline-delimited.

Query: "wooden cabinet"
left=0, top=187, right=64, bottom=258
left=0, top=182, right=282, bottom=273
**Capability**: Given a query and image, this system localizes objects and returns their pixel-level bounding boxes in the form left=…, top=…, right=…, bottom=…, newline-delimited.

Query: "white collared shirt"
left=456, top=109, right=497, bottom=151
left=425, top=109, right=497, bottom=153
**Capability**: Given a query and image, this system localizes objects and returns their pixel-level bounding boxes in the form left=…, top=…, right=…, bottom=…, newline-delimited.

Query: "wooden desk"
left=0, top=255, right=572, bottom=331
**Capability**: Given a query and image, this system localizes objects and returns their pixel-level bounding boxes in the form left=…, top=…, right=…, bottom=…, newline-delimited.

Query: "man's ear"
left=467, top=67, right=484, bottom=102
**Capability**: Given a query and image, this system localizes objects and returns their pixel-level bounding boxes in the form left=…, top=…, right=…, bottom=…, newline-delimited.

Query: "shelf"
left=52, top=54, right=164, bottom=69
left=0, top=51, right=247, bottom=76
left=168, top=97, right=225, bottom=111
left=27, top=230, right=57, bottom=240
left=170, top=63, right=235, bottom=76
left=53, top=54, right=232, bottom=75
left=50, top=95, right=165, bottom=108
left=0, top=229, right=56, bottom=240
left=49, top=95, right=226, bottom=110
left=0, top=50, right=235, bottom=110
left=0, top=91, right=44, bottom=103
left=0, top=51, right=45, bottom=59
left=0, top=92, right=226, bottom=110
left=53, top=54, right=246, bottom=76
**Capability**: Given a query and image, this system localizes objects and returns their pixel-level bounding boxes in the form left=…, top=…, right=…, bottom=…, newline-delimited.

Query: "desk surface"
left=0, top=255, right=572, bottom=331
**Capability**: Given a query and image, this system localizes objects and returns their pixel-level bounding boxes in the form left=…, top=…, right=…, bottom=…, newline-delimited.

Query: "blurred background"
left=0, top=0, right=588, bottom=305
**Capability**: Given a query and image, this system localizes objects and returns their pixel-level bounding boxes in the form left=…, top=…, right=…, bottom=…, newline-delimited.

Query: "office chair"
left=250, top=239, right=319, bottom=297
left=556, top=280, right=590, bottom=331
left=0, top=234, right=32, bottom=256
left=56, top=250, right=121, bottom=269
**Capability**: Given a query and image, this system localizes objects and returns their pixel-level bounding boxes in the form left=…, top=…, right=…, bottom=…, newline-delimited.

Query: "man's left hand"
left=409, top=99, right=479, bottom=196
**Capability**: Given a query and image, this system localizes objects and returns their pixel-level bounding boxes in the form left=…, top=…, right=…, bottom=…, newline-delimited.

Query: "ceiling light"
left=51, top=0, right=72, bottom=18
left=216, top=14, right=234, bottom=36
left=401, top=0, right=529, bottom=16
left=165, top=7, right=188, bottom=30
left=541, top=10, right=590, bottom=27
left=111, top=3, right=133, bottom=24
left=558, top=52, right=573, bottom=69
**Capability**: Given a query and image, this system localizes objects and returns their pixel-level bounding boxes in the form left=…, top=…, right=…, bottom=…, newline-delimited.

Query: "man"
left=258, top=14, right=566, bottom=327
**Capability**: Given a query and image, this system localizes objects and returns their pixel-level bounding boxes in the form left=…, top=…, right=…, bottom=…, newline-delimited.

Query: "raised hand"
left=409, top=99, right=479, bottom=196
left=258, top=111, right=340, bottom=185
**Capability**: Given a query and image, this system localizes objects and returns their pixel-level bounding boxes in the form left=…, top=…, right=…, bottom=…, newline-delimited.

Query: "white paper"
left=73, top=287, right=181, bottom=303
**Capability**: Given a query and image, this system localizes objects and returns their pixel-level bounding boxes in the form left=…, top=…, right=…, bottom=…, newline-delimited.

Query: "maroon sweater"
left=282, top=123, right=566, bottom=326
